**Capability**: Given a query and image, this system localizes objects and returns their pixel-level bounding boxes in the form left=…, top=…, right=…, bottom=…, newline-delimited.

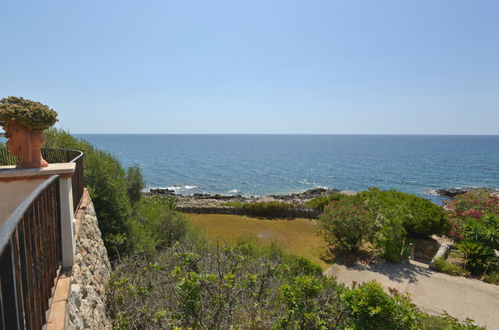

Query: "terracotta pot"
left=4, top=120, right=48, bottom=168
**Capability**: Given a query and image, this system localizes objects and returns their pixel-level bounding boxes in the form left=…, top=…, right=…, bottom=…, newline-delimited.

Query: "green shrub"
left=433, top=257, right=467, bottom=276
left=226, top=201, right=298, bottom=218
left=318, top=195, right=374, bottom=250
left=107, top=240, right=347, bottom=329
left=44, top=128, right=132, bottom=258
left=484, top=271, right=499, bottom=285
left=420, top=313, right=484, bottom=329
left=318, top=188, right=448, bottom=261
left=277, top=275, right=345, bottom=329
left=341, top=281, right=421, bottom=329
left=358, top=188, right=449, bottom=237
left=445, top=189, right=499, bottom=241
left=304, top=193, right=348, bottom=211
left=445, top=191, right=498, bottom=277
left=456, top=240, right=494, bottom=274
left=126, top=165, right=145, bottom=204
left=129, top=196, right=187, bottom=258
left=366, top=190, right=412, bottom=262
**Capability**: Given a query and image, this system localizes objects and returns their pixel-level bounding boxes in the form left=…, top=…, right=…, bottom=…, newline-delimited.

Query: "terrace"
left=0, top=148, right=84, bottom=329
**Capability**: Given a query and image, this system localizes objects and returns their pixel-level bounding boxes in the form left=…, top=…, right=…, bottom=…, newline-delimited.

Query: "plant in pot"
left=0, top=96, right=58, bottom=168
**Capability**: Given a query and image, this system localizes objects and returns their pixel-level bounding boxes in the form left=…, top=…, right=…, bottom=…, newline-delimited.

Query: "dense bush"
left=129, top=196, right=187, bottom=258
left=225, top=201, right=299, bottom=218
left=44, top=129, right=132, bottom=257
left=126, top=165, right=145, bottom=204
left=304, top=193, right=348, bottom=211
left=357, top=188, right=449, bottom=237
left=107, top=240, right=348, bottom=329
left=420, top=313, right=484, bottom=330
left=445, top=190, right=498, bottom=275
left=319, top=189, right=447, bottom=261
left=341, top=281, right=421, bottom=329
left=319, top=195, right=373, bottom=251
left=108, top=240, right=451, bottom=330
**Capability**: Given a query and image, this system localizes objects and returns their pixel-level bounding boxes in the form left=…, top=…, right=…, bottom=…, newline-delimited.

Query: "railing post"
left=59, top=175, right=76, bottom=267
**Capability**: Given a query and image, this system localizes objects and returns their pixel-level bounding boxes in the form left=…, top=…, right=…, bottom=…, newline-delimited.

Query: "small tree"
left=127, top=166, right=145, bottom=204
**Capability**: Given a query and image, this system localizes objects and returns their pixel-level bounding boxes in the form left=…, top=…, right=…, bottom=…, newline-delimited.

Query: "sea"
left=75, top=134, right=499, bottom=205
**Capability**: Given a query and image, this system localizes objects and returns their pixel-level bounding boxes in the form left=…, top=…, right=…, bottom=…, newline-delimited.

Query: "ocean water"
left=75, top=134, right=499, bottom=204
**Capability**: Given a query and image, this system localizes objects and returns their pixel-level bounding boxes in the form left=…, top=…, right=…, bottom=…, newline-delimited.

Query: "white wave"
left=166, top=185, right=199, bottom=191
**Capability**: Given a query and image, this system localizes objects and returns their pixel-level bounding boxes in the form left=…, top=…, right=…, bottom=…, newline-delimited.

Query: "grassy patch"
left=433, top=257, right=467, bottom=276
left=184, top=213, right=329, bottom=269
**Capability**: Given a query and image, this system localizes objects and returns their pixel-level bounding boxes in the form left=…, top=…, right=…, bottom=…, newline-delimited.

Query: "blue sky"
left=1, top=0, right=498, bottom=134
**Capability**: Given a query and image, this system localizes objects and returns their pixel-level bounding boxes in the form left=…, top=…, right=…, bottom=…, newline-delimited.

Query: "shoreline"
left=143, top=186, right=499, bottom=212
left=144, top=187, right=346, bottom=209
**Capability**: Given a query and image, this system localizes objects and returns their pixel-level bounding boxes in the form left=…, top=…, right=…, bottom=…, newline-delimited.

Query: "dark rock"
left=148, top=188, right=175, bottom=195
left=435, top=187, right=497, bottom=198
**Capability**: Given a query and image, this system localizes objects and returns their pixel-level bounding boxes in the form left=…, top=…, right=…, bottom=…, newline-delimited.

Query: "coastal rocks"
left=67, top=200, right=112, bottom=330
left=434, top=187, right=499, bottom=198
left=148, top=188, right=175, bottom=195
left=156, top=187, right=339, bottom=218
left=147, top=187, right=341, bottom=209
left=270, top=188, right=340, bottom=203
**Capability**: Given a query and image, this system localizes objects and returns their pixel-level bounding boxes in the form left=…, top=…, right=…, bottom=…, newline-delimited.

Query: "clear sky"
left=1, top=0, right=498, bottom=134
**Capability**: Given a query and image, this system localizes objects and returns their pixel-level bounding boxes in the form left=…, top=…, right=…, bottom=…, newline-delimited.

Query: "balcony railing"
left=0, top=146, right=85, bottom=329
left=0, top=176, right=62, bottom=329
left=0, top=147, right=84, bottom=212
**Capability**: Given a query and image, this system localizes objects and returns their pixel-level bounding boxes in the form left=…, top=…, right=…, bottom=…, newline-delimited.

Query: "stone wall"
left=67, top=193, right=112, bottom=329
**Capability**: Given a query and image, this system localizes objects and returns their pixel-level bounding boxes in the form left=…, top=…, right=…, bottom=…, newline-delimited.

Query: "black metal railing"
left=0, top=175, right=62, bottom=329
left=0, top=147, right=84, bottom=212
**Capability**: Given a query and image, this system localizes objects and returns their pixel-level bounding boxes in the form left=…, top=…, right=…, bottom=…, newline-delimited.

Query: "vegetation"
left=341, top=281, right=420, bottom=329
left=126, top=165, right=145, bottom=204
left=304, top=193, right=348, bottom=211
left=5, top=128, right=490, bottom=325
left=129, top=196, right=187, bottom=258
left=319, top=196, right=372, bottom=251
left=319, top=188, right=448, bottom=262
left=185, top=213, right=329, bottom=269
left=0, top=96, right=58, bottom=132
left=445, top=190, right=498, bottom=278
left=223, top=201, right=299, bottom=218
left=433, top=256, right=467, bottom=276
left=43, top=129, right=132, bottom=257
left=420, top=313, right=484, bottom=330
left=357, top=188, right=449, bottom=237
left=109, top=239, right=451, bottom=330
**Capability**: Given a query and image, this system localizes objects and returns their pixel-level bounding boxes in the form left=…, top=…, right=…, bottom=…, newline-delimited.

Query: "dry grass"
left=184, top=213, right=330, bottom=269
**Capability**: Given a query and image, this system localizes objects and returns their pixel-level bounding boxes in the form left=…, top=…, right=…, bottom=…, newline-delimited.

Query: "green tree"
left=44, top=128, right=132, bottom=258
left=126, top=165, right=145, bottom=204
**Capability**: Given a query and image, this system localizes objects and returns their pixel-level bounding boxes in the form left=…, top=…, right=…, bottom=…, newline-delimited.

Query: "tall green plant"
left=126, top=165, right=145, bottom=204
left=44, top=128, right=132, bottom=258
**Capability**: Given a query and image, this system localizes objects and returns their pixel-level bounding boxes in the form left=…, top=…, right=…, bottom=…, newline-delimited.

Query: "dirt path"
left=324, top=260, right=499, bottom=329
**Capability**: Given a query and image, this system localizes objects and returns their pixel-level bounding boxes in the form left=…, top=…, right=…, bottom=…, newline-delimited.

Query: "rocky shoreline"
left=145, top=187, right=346, bottom=209
left=144, top=186, right=498, bottom=212
left=432, top=187, right=499, bottom=198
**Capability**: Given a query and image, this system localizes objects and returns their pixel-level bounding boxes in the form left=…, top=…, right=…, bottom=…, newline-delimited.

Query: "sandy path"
left=325, top=260, right=499, bottom=329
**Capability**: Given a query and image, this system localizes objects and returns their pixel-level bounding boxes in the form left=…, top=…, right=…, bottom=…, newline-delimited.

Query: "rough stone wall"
left=67, top=198, right=112, bottom=329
